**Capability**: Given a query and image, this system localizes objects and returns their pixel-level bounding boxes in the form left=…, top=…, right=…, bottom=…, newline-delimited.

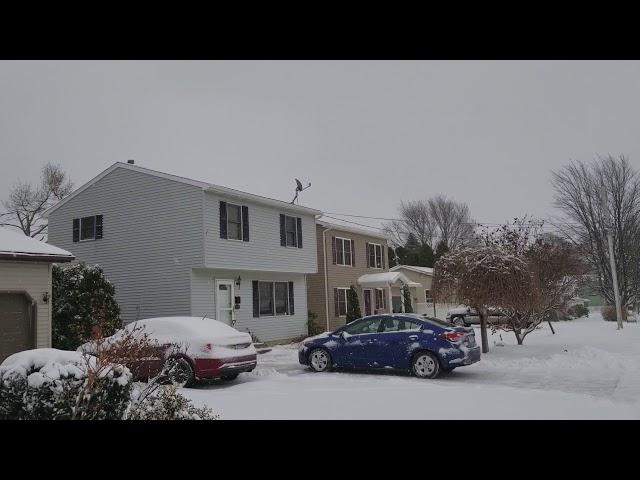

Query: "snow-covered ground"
left=183, top=312, right=640, bottom=419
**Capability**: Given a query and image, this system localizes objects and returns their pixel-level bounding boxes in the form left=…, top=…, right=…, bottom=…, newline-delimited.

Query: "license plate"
left=465, top=336, right=476, bottom=347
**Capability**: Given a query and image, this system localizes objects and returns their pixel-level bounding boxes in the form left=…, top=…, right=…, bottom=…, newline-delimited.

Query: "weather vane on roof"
left=291, top=178, right=311, bottom=204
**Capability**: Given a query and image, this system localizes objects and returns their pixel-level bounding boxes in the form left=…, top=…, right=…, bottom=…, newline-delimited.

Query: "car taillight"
left=438, top=331, right=466, bottom=343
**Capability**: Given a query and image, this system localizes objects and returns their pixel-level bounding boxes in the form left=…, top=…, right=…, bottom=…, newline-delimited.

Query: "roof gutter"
left=0, top=253, right=75, bottom=262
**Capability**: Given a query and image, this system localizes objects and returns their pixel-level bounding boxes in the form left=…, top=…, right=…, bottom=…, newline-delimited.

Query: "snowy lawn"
left=183, top=312, right=640, bottom=419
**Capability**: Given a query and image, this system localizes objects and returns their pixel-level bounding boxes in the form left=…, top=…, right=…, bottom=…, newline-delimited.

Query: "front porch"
left=357, top=271, right=422, bottom=315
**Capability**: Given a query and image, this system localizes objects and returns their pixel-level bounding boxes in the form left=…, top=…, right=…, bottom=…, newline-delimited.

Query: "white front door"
left=215, top=279, right=235, bottom=326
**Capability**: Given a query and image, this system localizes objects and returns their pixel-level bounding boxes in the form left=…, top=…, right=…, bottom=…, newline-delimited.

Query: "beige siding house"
left=389, top=264, right=456, bottom=319
left=307, top=221, right=394, bottom=332
left=0, top=227, right=74, bottom=361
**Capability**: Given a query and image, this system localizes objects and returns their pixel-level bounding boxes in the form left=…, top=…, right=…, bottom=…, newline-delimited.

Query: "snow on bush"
left=0, top=349, right=131, bottom=420
left=0, top=347, right=218, bottom=420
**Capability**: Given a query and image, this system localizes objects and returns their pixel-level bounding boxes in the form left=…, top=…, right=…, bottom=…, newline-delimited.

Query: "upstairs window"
left=367, top=242, right=384, bottom=269
left=333, top=237, right=353, bottom=266
left=73, top=215, right=103, bottom=243
left=220, top=201, right=249, bottom=241
left=227, top=204, right=242, bottom=240
left=280, top=214, right=303, bottom=248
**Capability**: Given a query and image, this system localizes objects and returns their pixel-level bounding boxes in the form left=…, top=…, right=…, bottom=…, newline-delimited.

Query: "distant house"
left=307, top=221, right=405, bottom=332
left=46, top=161, right=321, bottom=344
left=389, top=265, right=435, bottom=315
left=0, top=227, right=74, bottom=361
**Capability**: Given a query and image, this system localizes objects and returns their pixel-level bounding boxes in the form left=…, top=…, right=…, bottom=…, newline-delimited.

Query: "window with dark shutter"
left=381, top=244, right=385, bottom=269
left=95, top=215, right=103, bottom=239
left=219, top=201, right=228, bottom=239
left=80, top=216, right=96, bottom=241
left=72, top=218, right=79, bottom=243
left=351, top=239, right=355, bottom=267
left=252, top=281, right=260, bottom=318
left=288, top=281, right=295, bottom=315
left=332, top=236, right=337, bottom=264
left=279, top=214, right=286, bottom=246
left=242, top=206, right=249, bottom=242
left=296, top=217, right=302, bottom=248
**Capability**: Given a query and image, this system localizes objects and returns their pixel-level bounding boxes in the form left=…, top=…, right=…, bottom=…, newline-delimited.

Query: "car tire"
left=452, top=316, right=466, bottom=327
left=220, top=373, right=239, bottom=381
left=163, top=357, right=195, bottom=388
left=412, top=351, right=440, bottom=379
left=308, top=348, right=332, bottom=373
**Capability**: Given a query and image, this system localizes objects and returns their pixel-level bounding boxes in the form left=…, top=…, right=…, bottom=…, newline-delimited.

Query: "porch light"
left=42, top=292, right=49, bottom=304
left=235, top=275, right=242, bottom=287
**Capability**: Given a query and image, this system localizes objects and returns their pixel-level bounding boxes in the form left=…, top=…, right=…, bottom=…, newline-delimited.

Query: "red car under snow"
left=80, top=316, right=257, bottom=387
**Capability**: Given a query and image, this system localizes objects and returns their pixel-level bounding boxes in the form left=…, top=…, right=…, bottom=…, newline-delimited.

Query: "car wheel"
left=220, top=373, right=239, bottom=381
left=412, top=351, right=440, bottom=379
left=452, top=316, right=466, bottom=327
left=164, top=357, right=195, bottom=388
left=308, top=348, right=332, bottom=372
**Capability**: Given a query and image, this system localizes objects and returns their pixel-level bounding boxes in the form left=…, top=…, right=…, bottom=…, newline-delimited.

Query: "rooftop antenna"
left=291, top=178, right=311, bottom=204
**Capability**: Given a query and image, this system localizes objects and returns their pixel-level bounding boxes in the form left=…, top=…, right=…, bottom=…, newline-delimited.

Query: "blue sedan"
left=298, top=314, right=480, bottom=378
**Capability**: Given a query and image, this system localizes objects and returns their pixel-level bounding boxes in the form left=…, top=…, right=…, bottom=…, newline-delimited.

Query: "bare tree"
left=551, top=155, right=640, bottom=309
left=480, top=219, right=587, bottom=344
left=384, top=196, right=474, bottom=252
left=433, top=244, right=529, bottom=353
left=383, top=200, right=436, bottom=248
left=1, top=163, right=73, bottom=239
left=428, top=195, right=475, bottom=250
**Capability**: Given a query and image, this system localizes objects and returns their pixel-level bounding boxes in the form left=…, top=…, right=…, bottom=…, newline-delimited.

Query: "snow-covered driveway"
left=183, top=313, right=640, bottom=419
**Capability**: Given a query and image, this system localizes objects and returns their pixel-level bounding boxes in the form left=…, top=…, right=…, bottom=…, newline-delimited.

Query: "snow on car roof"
left=126, top=316, right=245, bottom=338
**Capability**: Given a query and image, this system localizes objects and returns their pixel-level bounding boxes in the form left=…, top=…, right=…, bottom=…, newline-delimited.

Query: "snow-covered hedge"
left=0, top=349, right=217, bottom=420
left=0, top=349, right=130, bottom=420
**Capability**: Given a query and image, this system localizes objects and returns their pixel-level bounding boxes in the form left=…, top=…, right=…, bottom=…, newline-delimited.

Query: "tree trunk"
left=547, top=320, right=555, bottom=334
left=514, top=329, right=523, bottom=345
left=479, top=309, right=489, bottom=353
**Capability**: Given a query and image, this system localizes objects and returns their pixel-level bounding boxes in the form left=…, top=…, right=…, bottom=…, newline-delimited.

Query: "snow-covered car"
left=79, top=316, right=257, bottom=387
left=446, top=306, right=505, bottom=327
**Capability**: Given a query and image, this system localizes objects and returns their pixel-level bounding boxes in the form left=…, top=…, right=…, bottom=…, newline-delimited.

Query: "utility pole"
left=601, top=186, right=624, bottom=330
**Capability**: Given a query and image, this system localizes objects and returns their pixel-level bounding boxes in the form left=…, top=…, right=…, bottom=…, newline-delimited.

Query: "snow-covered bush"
left=52, top=263, right=121, bottom=350
left=129, top=385, right=218, bottom=420
left=0, top=349, right=131, bottom=420
left=567, top=304, right=589, bottom=319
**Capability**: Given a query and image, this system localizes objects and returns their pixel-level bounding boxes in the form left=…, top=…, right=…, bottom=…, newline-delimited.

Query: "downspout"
left=323, top=226, right=334, bottom=332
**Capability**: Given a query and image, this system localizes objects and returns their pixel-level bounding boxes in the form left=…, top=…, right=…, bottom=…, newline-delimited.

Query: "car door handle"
left=408, top=335, right=419, bottom=341
left=367, top=339, right=377, bottom=344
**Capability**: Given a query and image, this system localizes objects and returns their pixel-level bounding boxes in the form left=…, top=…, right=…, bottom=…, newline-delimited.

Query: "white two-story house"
left=46, top=161, right=321, bottom=343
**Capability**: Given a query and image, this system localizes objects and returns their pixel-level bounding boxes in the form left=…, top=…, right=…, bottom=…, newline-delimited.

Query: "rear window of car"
left=423, top=317, right=454, bottom=328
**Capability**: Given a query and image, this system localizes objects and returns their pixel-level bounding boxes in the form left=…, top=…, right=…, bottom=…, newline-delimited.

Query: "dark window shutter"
left=381, top=245, right=386, bottom=269
left=296, top=217, right=303, bottom=248
left=288, top=281, right=295, bottom=315
left=252, top=281, right=260, bottom=318
left=219, top=201, right=228, bottom=239
left=279, top=214, right=286, bottom=246
left=366, top=243, right=370, bottom=267
left=334, top=288, right=339, bottom=317
left=242, top=206, right=249, bottom=242
left=351, top=239, right=355, bottom=267
left=332, top=237, right=337, bottom=264
left=95, top=215, right=103, bottom=239
left=72, top=219, right=80, bottom=243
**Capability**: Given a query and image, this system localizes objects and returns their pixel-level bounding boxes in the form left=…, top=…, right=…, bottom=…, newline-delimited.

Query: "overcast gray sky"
left=1, top=61, right=639, bottom=230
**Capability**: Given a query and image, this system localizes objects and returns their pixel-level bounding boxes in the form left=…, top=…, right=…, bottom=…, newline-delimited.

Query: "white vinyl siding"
left=48, top=167, right=204, bottom=325
left=191, top=269, right=307, bottom=342
left=204, top=192, right=317, bottom=274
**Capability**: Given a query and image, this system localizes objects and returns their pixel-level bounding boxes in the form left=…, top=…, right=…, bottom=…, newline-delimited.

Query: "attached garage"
left=0, top=227, right=74, bottom=362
